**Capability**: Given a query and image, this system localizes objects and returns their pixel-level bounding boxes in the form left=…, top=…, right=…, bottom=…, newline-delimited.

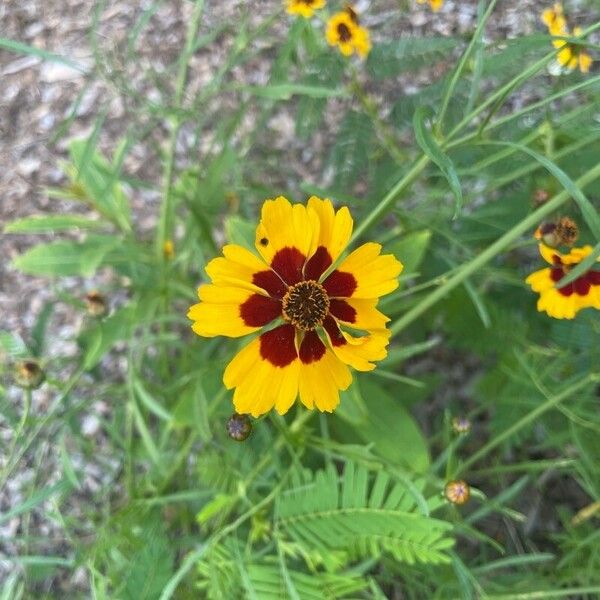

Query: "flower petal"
left=298, top=333, right=352, bottom=412
left=205, top=244, right=270, bottom=293
left=525, top=268, right=554, bottom=293
left=324, top=242, right=403, bottom=299
left=254, top=196, right=319, bottom=265
left=188, top=285, right=273, bottom=338
left=224, top=326, right=301, bottom=417
left=329, top=297, right=390, bottom=330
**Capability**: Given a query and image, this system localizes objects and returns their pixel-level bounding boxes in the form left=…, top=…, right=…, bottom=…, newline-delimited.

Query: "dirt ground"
left=0, top=0, right=592, bottom=591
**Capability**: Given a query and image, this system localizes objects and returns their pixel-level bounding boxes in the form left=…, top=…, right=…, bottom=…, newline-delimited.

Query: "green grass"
left=1, top=0, right=600, bottom=598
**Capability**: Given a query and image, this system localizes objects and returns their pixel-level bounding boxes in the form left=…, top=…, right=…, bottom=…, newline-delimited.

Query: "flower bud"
left=451, top=416, right=471, bottom=434
left=163, top=240, right=175, bottom=260
left=226, top=413, right=252, bottom=441
left=85, top=291, right=107, bottom=317
left=532, top=188, right=550, bottom=207
left=14, top=359, right=45, bottom=390
left=445, top=480, right=470, bottom=505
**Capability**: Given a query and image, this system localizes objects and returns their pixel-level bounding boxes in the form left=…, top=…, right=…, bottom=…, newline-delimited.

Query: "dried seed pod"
left=532, top=188, right=550, bottom=207
left=445, top=480, right=470, bottom=505
left=555, top=216, right=578, bottom=246
left=85, top=291, right=107, bottom=317
left=14, top=359, right=45, bottom=390
left=226, top=413, right=252, bottom=441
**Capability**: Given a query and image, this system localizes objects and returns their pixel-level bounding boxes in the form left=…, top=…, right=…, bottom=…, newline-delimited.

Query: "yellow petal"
left=579, top=52, right=593, bottom=73
left=306, top=197, right=353, bottom=264
left=525, top=268, right=554, bottom=293
left=224, top=337, right=301, bottom=417
left=254, top=196, right=319, bottom=264
left=430, top=0, right=444, bottom=11
left=538, top=289, right=579, bottom=319
left=538, top=243, right=562, bottom=265
left=188, top=285, right=262, bottom=338
left=561, top=245, right=594, bottom=265
left=328, top=329, right=391, bottom=372
left=205, top=244, right=270, bottom=293
left=331, top=297, right=390, bottom=330
left=333, top=242, right=403, bottom=298
left=557, top=46, right=574, bottom=67
left=298, top=350, right=352, bottom=412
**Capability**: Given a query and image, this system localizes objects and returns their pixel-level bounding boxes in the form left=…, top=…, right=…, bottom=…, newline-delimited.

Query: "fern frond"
left=276, top=462, right=454, bottom=567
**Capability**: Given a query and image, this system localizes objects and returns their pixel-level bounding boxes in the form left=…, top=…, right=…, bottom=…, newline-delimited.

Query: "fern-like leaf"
left=276, top=462, right=454, bottom=567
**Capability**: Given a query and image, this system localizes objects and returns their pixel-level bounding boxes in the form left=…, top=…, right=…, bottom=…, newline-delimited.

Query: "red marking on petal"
left=253, top=270, right=287, bottom=298
left=323, top=315, right=346, bottom=347
left=304, top=246, right=332, bottom=281
left=586, top=270, right=600, bottom=285
left=323, top=270, right=357, bottom=297
left=558, top=282, right=574, bottom=297
left=329, top=299, right=356, bottom=323
left=259, top=324, right=297, bottom=367
left=573, top=276, right=591, bottom=296
left=239, top=294, right=281, bottom=327
left=299, top=330, right=326, bottom=364
left=271, top=247, right=306, bottom=286
left=550, top=268, right=563, bottom=283
left=552, top=254, right=563, bottom=265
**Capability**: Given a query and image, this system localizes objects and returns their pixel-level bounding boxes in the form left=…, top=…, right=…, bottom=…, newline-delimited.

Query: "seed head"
left=14, top=359, right=45, bottom=390
left=85, top=291, right=107, bottom=317
left=445, top=480, right=470, bottom=505
left=226, top=413, right=252, bottom=441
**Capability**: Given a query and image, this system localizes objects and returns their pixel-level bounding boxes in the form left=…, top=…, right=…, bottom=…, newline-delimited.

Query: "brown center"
left=337, top=22, right=352, bottom=43
left=282, top=280, right=330, bottom=331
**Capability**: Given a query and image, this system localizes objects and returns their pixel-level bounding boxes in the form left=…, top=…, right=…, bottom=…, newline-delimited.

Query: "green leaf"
left=0, top=480, right=71, bottom=526
left=276, top=462, right=453, bottom=567
left=12, top=236, right=118, bottom=277
left=225, top=215, right=256, bottom=250
left=367, top=37, right=459, bottom=79
left=0, top=36, right=86, bottom=72
left=240, top=83, right=347, bottom=100
left=0, top=331, right=29, bottom=358
left=388, top=230, right=432, bottom=277
left=413, top=106, right=463, bottom=217
left=4, top=215, right=105, bottom=234
left=133, top=378, right=172, bottom=422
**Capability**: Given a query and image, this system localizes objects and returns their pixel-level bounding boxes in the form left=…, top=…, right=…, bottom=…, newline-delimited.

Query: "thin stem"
left=390, top=160, right=600, bottom=335
left=458, top=374, right=597, bottom=475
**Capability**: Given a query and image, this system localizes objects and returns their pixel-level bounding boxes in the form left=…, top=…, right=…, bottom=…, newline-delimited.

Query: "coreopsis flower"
left=542, top=3, right=567, bottom=35
left=326, top=6, right=371, bottom=58
left=542, top=4, right=593, bottom=73
left=418, top=0, right=444, bottom=12
left=286, top=0, right=325, bottom=18
left=445, top=480, right=470, bottom=505
left=188, top=196, right=402, bottom=417
left=526, top=243, right=600, bottom=319
left=554, top=27, right=593, bottom=73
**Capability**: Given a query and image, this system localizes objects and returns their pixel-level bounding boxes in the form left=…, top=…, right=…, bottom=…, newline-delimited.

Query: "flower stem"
left=390, top=160, right=600, bottom=335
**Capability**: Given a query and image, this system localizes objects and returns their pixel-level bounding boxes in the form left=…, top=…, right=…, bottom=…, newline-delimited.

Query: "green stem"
left=457, top=374, right=597, bottom=475
left=390, top=160, right=600, bottom=335
left=156, top=0, right=205, bottom=257
left=349, top=154, right=430, bottom=245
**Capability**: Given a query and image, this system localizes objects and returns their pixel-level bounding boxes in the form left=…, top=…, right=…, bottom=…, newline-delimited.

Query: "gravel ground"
left=0, top=0, right=595, bottom=592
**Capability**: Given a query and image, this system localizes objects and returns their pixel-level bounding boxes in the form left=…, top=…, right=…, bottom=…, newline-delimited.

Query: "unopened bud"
left=226, top=413, right=252, bottom=441
left=445, top=480, right=470, bottom=505
left=532, top=189, right=550, bottom=207
left=85, top=291, right=107, bottom=317
left=451, top=416, right=471, bottom=434
left=163, top=240, right=175, bottom=260
left=14, top=359, right=45, bottom=390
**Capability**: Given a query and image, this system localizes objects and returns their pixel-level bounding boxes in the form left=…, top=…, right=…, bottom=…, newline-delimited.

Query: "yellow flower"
left=417, top=0, right=444, bottom=12
left=326, top=7, right=371, bottom=58
left=525, top=243, right=600, bottom=319
left=542, top=3, right=567, bottom=36
left=188, top=197, right=402, bottom=417
left=286, top=0, right=325, bottom=18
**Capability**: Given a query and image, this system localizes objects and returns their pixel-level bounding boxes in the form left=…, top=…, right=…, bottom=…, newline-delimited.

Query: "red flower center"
left=337, top=23, right=352, bottom=42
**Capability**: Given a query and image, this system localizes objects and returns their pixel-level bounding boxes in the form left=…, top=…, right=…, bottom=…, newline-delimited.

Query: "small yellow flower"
left=326, top=7, right=371, bottom=58
left=286, top=0, right=325, bottom=19
left=418, top=0, right=444, bottom=12
left=526, top=243, right=600, bottom=319
left=163, top=240, right=175, bottom=260
left=188, top=196, right=402, bottom=417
